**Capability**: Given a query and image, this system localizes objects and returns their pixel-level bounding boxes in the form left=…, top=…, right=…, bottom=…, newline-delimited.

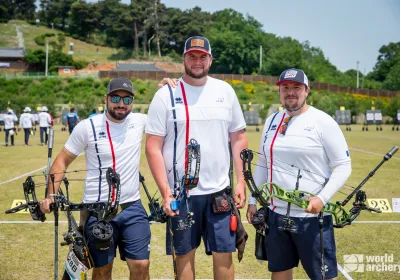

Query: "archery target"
left=366, top=110, right=382, bottom=124
left=244, top=111, right=260, bottom=125
left=335, top=110, right=351, bottom=125
left=366, top=111, right=374, bottom=123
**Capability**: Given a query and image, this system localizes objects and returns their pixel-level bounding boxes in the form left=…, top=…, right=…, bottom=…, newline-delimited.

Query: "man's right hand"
left=162, top=194, right=179, bottom=217
left=247, top=204, right=257, bottom=223
left=158, top=78, right=178, bottom=89
left=39, top=197, right=54, bottom=213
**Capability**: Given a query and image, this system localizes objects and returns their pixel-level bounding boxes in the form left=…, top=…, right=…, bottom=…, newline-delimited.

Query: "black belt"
left=119, top=201, right=135, bottom=211
left=88, top=201, right=135, bottom=219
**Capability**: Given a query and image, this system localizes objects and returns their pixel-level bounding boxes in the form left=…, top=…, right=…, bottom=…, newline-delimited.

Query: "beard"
left=107, top=101, right=130, bottom=121
left=184, top=64, right=209, bottom=79
left=284, top=97, right=306, bottom=112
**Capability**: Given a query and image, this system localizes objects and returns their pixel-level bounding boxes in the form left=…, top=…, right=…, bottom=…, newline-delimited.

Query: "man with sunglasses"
left=247, top=68, right=352, bottom=280
left=40, top=77, right=150, bottom=280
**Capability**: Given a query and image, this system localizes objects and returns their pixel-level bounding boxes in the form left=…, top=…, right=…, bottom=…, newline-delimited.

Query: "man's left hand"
left=234, top=184, right=246, bottom=209
left=305, top=196, right=324, bottom=214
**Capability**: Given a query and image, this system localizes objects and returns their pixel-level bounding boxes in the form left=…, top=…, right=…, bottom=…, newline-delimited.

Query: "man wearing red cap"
left=247, top=68, right=352, bottom=280
left=146, top=36, right=248, bottom=280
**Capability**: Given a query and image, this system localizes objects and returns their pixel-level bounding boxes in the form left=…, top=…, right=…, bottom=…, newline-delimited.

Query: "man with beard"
left=40, top=78, right=151, bottom=280
left=146, top=36, right=248, bottom=280
left=247, top=68, right=352, bottom=280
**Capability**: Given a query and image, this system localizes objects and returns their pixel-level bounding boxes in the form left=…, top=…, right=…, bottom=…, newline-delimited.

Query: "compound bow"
left=241, top=146, right=398, bottom=228
left=5, top=166, right=121, bottom=280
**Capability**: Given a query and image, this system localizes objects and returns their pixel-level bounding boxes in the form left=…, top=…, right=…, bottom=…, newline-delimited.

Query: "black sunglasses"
left=109, top=95, right=133, bottom=105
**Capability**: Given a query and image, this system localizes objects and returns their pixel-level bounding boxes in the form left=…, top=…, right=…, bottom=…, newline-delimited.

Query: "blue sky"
left=160, top=0, right=400, bottom=74
left=52, top=0, right=399, bottom=74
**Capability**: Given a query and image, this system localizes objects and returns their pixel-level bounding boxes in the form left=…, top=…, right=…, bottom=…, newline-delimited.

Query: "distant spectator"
left=88, top=109, right=97, bottom=118
left=4, top=109, right=18, bottom=146
left=20, top=107, right=34, bottom=146
left=65, top=108, right=80, bottom=134
left=38, top=106, right=51, bottom=145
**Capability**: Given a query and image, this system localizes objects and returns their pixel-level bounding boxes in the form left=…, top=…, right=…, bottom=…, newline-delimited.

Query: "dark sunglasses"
left=109, top=95, right=133, bottom=105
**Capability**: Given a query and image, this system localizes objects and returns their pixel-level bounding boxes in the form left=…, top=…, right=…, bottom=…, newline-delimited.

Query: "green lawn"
left=0, top=22, right=18, bottom=47
left=1, top=21, right=119, bottom=62
left=0, top=124, right=399, bottom=279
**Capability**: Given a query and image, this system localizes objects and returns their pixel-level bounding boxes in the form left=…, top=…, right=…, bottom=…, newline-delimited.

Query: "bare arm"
left=40, top=148, right=77, bottom=213
left=229, top=129, right=248, bottom=209
left=158, top=78, right=178, bottom=89
left=145, top=134, right=177, bottom=216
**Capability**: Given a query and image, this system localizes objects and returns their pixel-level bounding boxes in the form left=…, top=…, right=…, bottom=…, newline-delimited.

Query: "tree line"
left=1, top=0, right=400, bottom=90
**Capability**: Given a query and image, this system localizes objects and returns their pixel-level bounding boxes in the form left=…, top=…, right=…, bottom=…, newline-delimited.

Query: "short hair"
left=70, top=108, right=75, bottom=112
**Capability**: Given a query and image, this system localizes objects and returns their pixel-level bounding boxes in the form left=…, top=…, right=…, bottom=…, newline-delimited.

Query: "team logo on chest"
left=175, top=97, right=183, bottom=104
left=128, top=123, right=135, bottom=129
left=216, top=97, right=224, bottom=103
left=98, top=131, right=107, bottom=139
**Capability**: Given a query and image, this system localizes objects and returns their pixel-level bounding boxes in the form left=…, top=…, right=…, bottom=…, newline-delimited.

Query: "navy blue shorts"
left=266, top=208, right=338, bottom=280
left=166, top=190, right=236, bottom=255
left=84, top=200, right=151, bottom=267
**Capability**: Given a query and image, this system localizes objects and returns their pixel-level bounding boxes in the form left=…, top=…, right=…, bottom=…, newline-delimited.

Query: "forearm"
left=146, top=145, right=172, bottom=200
left=47, top=149, right=75, bottom=198
left=231, top=130, right=248, bottom=188
left=317, top=162, right=352, bottom=205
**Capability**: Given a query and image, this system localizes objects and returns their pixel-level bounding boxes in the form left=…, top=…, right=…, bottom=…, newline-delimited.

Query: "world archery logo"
left=98, top=131, right=107, bottom=139
left=175, top=97, right=183, bottom=104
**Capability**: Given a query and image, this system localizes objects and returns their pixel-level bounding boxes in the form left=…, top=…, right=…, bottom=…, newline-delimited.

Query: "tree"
left=369, top=42, right=400, bottom=82
left=383, top=64, right=400, bottom=90
left=68, top=2, right=99, bottom=40
left=1, top=0, right=36, bottom=21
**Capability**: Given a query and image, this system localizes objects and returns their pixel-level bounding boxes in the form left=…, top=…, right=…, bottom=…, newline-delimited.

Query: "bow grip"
left=170, top=201, right=180, bottom=211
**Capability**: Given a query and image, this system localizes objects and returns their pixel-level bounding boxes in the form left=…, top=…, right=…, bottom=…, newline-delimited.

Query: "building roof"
left=57, top=66, right=76, bottom=69
left=113, top=63, right=164, bottom=72
left=0, top=48, right=25, bottom=58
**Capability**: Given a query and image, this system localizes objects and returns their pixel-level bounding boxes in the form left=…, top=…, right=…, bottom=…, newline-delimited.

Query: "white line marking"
left=0, top=153, right=84, bottom=185
left=349, top=147, right=399, bottom=160
left=337, top=263, right=354, bottom=280
left=1, top=220, right=400, bottom=225
left=0, top=166, right=47, bottom=185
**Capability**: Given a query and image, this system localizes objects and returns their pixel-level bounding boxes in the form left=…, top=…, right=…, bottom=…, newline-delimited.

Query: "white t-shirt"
left=20, top=113, right=34, bottom=128
left=4, top=114, right=18, bottom=129
left=38, top=112, right=51, bottom=127
left=146, top=77, right=246, bottom=195
left=65, top=113, right=147, bottom=204
left=249, top=106, right=351, bottom=217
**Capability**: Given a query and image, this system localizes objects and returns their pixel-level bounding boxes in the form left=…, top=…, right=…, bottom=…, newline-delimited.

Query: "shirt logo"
left=284, top=70, right=298, bottom=78
left=304, top=126, right=313, bottom=131
left=270, top=124, right=277, bottom=131
left=128, top=123, right=135, bottom=129
left=98, top=131, right=107, bottom=139
left=175, top=97, right=183, bottom=104
left=216, top=97, right=224, bottom=103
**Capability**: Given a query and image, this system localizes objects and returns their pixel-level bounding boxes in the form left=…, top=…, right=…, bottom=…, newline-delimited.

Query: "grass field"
left=0, top=124, right=399, bottom=279
left=1, top=21, right=119, bottom=62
